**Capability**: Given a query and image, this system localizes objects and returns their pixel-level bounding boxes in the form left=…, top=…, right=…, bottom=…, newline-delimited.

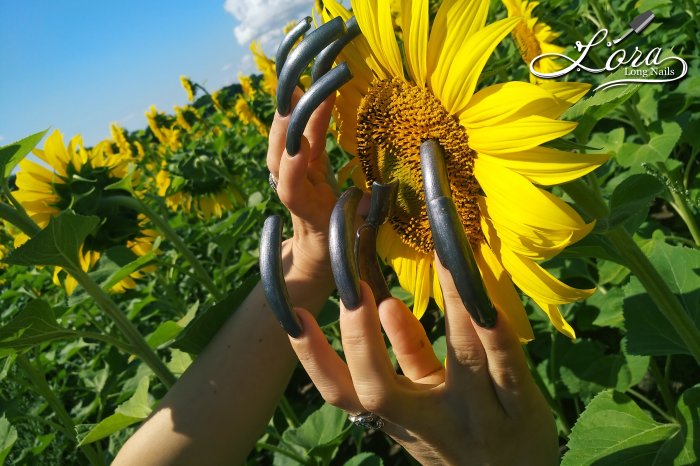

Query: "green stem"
left=278, top=396, right=300, bottom=428
left=69, top=267, right=177, bottom=388
left=106, top=196, right=224, bottom=301
left=524, top=349, right=571, bottom=437
left=649, top=358, right=676, bottom=413
left=607, top=227, right=700, bottom=363
left=626, top=388, right=676, bottom=423
left=668, top=195, right=700, bottom=247
left=624, top=101, right=650, bottom=143
left=256, top=442, right=313, bottom=466
left=564, top=180, right=700, bottom=364
left=17, top=355, right=105, bottom=466
left=76, top=331, right=134, bottom=354
left=0, top=201, right=40, bottom=237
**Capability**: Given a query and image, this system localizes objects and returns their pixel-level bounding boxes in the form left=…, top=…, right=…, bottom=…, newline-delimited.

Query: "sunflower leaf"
left=655, top=385, right=700, bottom=465
left=562, top=390, right=678, bottom=466
left=0, top=129, right=48, bottom=179
left=608, top=174, right=665, bottom=232
left=5, top=211, right=100, bottom=270
left=0, top=415, right=18, bottom=465
left=623, top=232, right=700, bottom=356
left=0, top=300, right=78, bottom=352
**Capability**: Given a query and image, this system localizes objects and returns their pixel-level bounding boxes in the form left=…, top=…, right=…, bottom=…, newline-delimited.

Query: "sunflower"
left=319, top=0, right=607, bottom=340
left=110, top=123, right=135, bottom=159
left=251, top=41, right=278, bottom=97
left=180, top=75, right=196, bottom=102
left=503, top=0, right=565, bottom=82
left=146, top=105, right=181, bottom=150
left=155, top=147, right=242, bottom=220
left=12, top=130, right=158, bottom=294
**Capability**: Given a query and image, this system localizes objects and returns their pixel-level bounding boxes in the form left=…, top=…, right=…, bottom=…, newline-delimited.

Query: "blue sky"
left=0, top=0, right=314, bottom=147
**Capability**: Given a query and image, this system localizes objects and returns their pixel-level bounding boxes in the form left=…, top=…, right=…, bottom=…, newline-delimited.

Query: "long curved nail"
left=355, top=225, right=391, bottom=305
left=330, top=187, right=363, bottom=310
left=353, top=181, right=396, bottom=305
left=260, top=215, right=303, bottom=337
left=275, top=17, right=312, bottom=78
left=286, top=62, right=352, bottom=155
left=365, top=181, right=397, bottom=227
left=420, top=140, right=497, bottom=328
left=277, top=16, right=345, bottom=116
left=311, top=17, right=361, bottom=82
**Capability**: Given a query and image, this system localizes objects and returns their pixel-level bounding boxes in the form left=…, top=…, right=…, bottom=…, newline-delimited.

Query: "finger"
left=289, top=307, right=362, bottom=413
left=340, top=281, right=401, bottom=416
left=378, top=298, right=444, bottom=383
left=301, top=92, right=336, bottom=160
left=434, top=254, right=496, bottom=399
left=267, top=88, right=303, bottom=176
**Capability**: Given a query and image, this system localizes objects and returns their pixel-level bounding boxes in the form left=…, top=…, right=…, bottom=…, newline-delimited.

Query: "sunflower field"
left=1, top=0, right=699, bottom=464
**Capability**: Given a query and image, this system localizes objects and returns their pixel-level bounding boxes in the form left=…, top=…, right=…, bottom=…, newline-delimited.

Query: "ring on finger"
left=348, top=412, right=384, bottom=430
left=269, top=172, right=279, bottom=192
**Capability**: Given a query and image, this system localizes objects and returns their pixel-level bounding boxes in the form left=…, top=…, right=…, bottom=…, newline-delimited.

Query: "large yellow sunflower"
left=13, top=130, right=157, bottom=294
left=319, top=0, right=608, bottom=340
left=503, top=0, right=565, bottom=82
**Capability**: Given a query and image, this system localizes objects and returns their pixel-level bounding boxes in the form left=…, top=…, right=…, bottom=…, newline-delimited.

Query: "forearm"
left=113, top=239, right=334, bottom=466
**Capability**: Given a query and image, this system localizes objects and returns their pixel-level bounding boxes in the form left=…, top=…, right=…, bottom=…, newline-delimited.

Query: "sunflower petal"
left=401, top=0, right=428, bottom=86
left=377, top=224, right=431, bottom=318
left=427, top=0, right=489, bottom=90
left=459, top=81, right=567, bottom=128
left=478, top=146, right=608, bottom=186
left=477, top=241, right=534, bottom=342
left=537, top=81, right=591, bottom=105
left=436, top=16, right=519, bottom=115
left=351, top=0, right=404, bottom=79
left=469, top=115, right=576, bottom=154
left=532, top=298, right=577, bottom=339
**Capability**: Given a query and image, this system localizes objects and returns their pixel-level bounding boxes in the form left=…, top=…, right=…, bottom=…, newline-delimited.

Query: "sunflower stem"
left=17, top=355, right=106, bottom=466
left=0, top=201, right=41, bottom=237
left=69, top=266, right=177, bottom=388
left=104, top=195, right=224, bottom=301
left=524, top=349, right=571, bottom=437
left=649, top=357, right=676, bottom=414
left=564, top=180, right=700, bottom=364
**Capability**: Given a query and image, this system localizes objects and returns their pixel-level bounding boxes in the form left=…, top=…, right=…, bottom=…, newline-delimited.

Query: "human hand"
left=266, top=88, right=339, bottom=283
left=287, top=256, right=558, bottom=465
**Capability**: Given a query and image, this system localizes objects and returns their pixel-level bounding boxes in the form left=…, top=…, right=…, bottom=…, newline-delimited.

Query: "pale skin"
left=114, top=88, right=558, bottom=465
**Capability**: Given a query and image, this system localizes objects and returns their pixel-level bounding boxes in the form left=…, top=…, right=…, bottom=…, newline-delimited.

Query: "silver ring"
left=348, top=412, right=384, bottom=430
left=269, top=172, right=279, bottom=192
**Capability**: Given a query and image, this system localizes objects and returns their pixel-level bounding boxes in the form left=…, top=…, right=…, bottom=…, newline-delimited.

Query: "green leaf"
left=563, top=69, right=641, bottom=141
left=655, top=385, right=700, bottom=465
left=282, top=403, right=347, bottom=451
left=562, top=390, right=678, bottom=466
left=0, top=415, right=18, bottom=464
left=101, top=238, right=160, bottom=291
left=558, top=339, right=648, bottom=399
left=0, top=129, right=48, bottom=179
left=432, top=335, right=447, bottom=363
left=146, top=321, right=183, bottom=349
left=624, top=236, right=700, bottom=356
left=77, top=376, right=151, bottom=446
left=173, top=274, right=259, bottom=354
left=5, top=211, right=100, bottom=270
left=616, top=122, right=683, bottom=168
left=0, top=300, right=78, bottom=351
left=344, top=453, right=384, bottom=466
left=608, top=174, right=664, bottom=232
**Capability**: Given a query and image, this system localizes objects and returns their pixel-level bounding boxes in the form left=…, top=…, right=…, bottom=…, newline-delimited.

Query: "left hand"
left=287, top=254, right=559, bottom=465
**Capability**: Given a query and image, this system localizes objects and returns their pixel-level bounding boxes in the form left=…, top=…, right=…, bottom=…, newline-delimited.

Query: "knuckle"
left=448, top=338, right=486, bottom=371
left=357, top=389, right=392, bottom=414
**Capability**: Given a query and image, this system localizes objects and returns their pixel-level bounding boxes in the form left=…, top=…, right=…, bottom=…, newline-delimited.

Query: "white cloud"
left=0, top=135, right=5, bottom=143
left=223, top=0, right=315, bottom=54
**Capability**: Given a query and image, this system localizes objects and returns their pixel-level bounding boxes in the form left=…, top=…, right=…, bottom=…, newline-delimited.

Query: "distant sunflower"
left=110, top=123, right=134, bottom=159
left=503, top=0, right=564, bottom=82
left=146, top=106, right=181, bottom=150
left=251, top=41, right=278, bottom=97
left=180, top=75, right=196, bottom=102
left=13, top=130, right=157, bottom=294
left=155, top=148, right=242, bottom=220
left=174, top=105, right=200, bottom=133
left=320, top=0, right=607, bottom=340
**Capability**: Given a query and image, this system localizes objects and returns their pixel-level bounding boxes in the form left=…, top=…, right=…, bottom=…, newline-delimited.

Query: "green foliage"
left=1, top=0, right=699, bottom=464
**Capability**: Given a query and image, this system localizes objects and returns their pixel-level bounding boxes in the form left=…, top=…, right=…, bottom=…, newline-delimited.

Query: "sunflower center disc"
left=356, top=78, right=482, bottom=254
